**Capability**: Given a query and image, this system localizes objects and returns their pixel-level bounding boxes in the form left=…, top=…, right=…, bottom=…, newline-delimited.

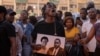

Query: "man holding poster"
left=31, top=2, right=65, bottom=56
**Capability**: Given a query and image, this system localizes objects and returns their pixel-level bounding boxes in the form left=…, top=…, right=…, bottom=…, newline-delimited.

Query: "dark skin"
left=80, top=26, right=95, bottom=44
left=0, top=13, right=4, bottom=21
left=65, top=19, right=74, bottom=38
left=81, top=9, right=97, bottom=39
left=31, top=4, right=57, bottom=49
left=81, top=9, right=97, bottom=45
left=10, top=37, right=17, bottom=56
left=6, top=14, right=19, bottom=56
left=65, top=19, right=79, bottom=43
left=0, top=13, right=17, bottom=56
left=20, top=11, right=29, bottom=42
left=44, top=5, right=56, bottom=23
left=80, top=9, right=87, bottom=20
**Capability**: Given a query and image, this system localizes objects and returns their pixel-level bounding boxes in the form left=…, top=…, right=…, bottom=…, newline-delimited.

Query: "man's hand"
left=79, top=38, right=86, bottom=45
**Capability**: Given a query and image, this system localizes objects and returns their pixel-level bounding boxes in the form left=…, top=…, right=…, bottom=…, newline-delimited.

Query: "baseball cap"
left=7, top=9, right=16, bottom=16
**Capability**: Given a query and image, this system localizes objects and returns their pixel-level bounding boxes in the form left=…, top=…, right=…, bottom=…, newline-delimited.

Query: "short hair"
left=0, top=6, right=7, bottom=17
left=21, top=10, right=28, bottom=16
left=54, top=38, right=61, bottom=43
left=41, top=36, right=49, bottom=42
left=41, top=2, right=56, bottom=18
left=64, top=17, right=75, bottom=27
left=64, top=12, right=72, bottom=17
left=29, top=16, right=37, bottom=25
left=80, top=8, right=87, bottom=14
left=86, top=1, right=95, bottom=10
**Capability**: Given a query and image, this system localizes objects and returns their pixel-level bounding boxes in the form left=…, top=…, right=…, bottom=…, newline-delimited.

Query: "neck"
left=90, top=18, right=97, bottom=24
left=45, top=16, right=55, bottom=23
left=67, top=27, right=73, bottom=30
left=82, top=17, right=87, bottom=20
left=22, top=19, right=27, bottom=24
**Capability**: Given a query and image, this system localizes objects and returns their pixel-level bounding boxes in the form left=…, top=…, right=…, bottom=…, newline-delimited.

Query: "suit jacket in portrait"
left=47, top=47, right=65, bottom=56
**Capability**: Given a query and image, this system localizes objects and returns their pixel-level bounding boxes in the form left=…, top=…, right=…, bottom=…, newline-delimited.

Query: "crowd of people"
left=0, top=1, right=100, bottom=56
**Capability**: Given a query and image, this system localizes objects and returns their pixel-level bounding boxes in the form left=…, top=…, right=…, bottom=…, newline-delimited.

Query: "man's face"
left=45, top=5, right=56, bottom=17
left=88, top=9, right=96, bottom=19
left=54, top=39, right=60, bottom=48
left=80, top=10, right=87, bottom=19
left=0, top=13, right=4, bottom=20
left=6, top=14, right=15, bottom=23
left=20, top=11, right=28, bottom=20
left=41, top=39, right=48, bottom=47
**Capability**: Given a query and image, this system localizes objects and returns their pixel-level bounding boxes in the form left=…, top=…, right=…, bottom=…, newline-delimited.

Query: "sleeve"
left=82, top=23, right=87, bottom=33
left=6, top=24, right=16, bottom=38
left=57, top=22, right=65, bottom=37
left=31, top=25, right=38, bottom=43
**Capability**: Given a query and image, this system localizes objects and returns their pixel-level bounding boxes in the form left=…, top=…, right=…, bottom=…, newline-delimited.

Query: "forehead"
left=55, top=39, right=60, bottom=42
left=88, top=8, right=96, bottom=13
left=42, top=38, right=47, bottom=41
left=80, top=10, right=86, bottom=13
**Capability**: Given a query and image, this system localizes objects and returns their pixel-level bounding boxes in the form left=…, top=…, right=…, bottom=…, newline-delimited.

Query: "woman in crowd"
left=64, top=17, right=79, bottom=41
left=64, top=17, right=85, bottom=56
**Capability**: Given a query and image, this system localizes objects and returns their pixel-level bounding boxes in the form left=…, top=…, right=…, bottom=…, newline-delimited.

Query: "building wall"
left=0, top=0, right=100, bottom=16
left=2, top=0, right=14, bottom=9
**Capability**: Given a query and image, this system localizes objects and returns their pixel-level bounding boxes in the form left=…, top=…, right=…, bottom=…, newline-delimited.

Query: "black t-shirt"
left=0, top=21, right=16, bottom=56
left=32, top=21, right=65, bottom=56
left=31, top=20, right=65, bottom=56
left=32, top=20, right=65, bottom=42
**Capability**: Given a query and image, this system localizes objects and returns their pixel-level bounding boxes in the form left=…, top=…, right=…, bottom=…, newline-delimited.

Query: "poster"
left=33, top=33, right=65, bottom=56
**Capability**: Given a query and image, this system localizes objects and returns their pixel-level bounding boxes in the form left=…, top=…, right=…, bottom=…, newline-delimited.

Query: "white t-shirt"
left=82, top=20, right=97, bottom=52
left=13, top=23, right=24, bottom=39
left=13, top=23, right=24, bottom=54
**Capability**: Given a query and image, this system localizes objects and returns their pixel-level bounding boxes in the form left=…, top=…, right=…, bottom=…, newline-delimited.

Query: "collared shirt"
left=80, top=18, right=89, bottom=23
left=52, top=48, right=59, bottom=56
left=18, top=21, right=34, bottom=44
left=82, top=20, right=99, bottom=52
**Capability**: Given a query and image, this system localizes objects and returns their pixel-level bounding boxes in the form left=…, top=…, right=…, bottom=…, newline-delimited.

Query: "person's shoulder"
left=35, top=20, right=45, bottom=26
left=13, top=23, right=20, bottom=27
left=3, top=21, right=14, bottom=27
left=94, top=22, right=100, bottom=27
left=28, top=22, right=34, bottom=27
left=38, top=20, right=45, bottom=24
left=75, top=27, right=79, bottom=30
left=82, top=20, right=89, bottom=26
left=13, top=23, right=23, bottom=29
left=55, top=21, right=64, bottom=28
left=55, top=21, right=63, bottom=25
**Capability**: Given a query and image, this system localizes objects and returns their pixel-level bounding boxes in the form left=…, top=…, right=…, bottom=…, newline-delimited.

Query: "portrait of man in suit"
left=47, top=38, right=64, bottom=56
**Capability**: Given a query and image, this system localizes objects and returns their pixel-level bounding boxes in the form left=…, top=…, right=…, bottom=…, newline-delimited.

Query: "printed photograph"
left=33, top=33, right=65, bottom=56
